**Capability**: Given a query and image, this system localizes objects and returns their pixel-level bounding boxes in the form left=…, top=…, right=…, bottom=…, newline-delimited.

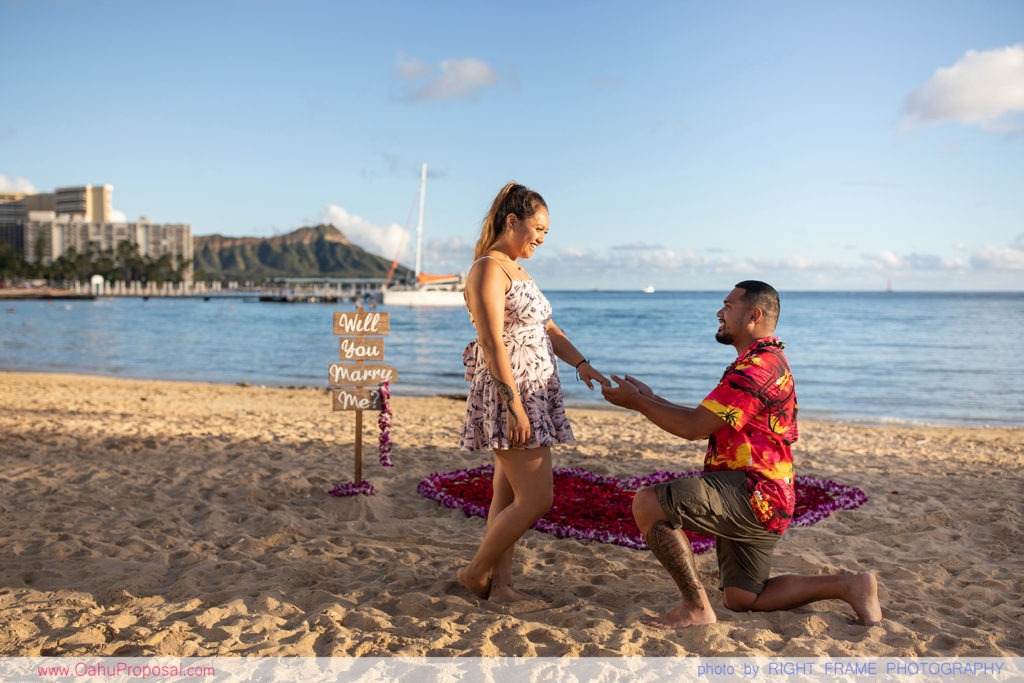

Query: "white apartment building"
left=20, top=214, right=193, bottom=277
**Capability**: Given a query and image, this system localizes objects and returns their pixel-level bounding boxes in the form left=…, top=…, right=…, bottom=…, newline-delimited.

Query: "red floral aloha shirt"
left=700, top=337, right=799, bottom=533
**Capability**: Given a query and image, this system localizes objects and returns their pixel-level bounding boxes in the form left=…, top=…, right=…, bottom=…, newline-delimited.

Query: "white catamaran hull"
left=382, top=287, right=465, bottom=307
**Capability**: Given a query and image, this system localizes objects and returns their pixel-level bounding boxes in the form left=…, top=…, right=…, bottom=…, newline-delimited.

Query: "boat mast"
left=415, top=162, right=426, bottom=280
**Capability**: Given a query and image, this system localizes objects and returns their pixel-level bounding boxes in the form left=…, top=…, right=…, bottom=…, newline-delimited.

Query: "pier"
left=0, top=277, right=387, bottom=304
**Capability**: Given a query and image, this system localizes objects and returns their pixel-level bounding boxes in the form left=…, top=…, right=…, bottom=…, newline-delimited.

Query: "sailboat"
left=381, top=163, right=466, bottom=307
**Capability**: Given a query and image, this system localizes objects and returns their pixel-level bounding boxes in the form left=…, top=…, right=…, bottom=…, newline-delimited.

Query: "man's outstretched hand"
left=601, top=374, right=651, bottom=409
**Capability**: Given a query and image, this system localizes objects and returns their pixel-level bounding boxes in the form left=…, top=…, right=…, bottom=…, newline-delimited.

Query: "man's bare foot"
left=641, top=603, right=717, bottom=629
left=456, top=566, right=490, bottom=599
left=488, top=583, right=544, bottom=604
left=849, top=572, right=883, bottom=625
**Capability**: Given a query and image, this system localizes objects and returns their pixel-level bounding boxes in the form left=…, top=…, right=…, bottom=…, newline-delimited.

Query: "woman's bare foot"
left=488, top=583, right=544, bottom=604
left=849, top=572, right=883, bottom=625
left=456, top=566, right=490, bottom=599
left=641, top=602, right=717, bottom=629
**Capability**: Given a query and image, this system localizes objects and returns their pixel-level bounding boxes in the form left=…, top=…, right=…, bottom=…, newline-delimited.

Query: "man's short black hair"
left=734, top=280, right=780, bottom=325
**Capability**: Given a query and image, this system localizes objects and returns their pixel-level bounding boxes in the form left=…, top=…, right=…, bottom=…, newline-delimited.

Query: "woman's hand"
left=578, top=362, right=611, bottom=391
left=507, top=399, right=531, bottom=449
left=492, top=374, right=531, bottom=449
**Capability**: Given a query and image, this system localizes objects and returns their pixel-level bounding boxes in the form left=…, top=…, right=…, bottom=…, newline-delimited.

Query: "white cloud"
left=613, top=241, right=665, bottom=252
left=0, top=174, right=36, bottom=193
left=540, top=246, right=678, bottom=271
left=862, top=250, right=970, bottom=272
left=872, top=240, right=1024, bottom=275
left=109, top=209, right=127, bottom=222
left=394, top=51, right=432, bottom=81
left=421, top=235, right=473, bottom=274
left=972, top=234, right=1024, bottom=270
left=902, top=44, right=1024, bottom=132
left=317, top=204, right=409, bottom=261
left=875, top=250, right=903, bottom=269
left=397, top=55, right=499, bottom=101
left=745, top=254, right=836, bottom=271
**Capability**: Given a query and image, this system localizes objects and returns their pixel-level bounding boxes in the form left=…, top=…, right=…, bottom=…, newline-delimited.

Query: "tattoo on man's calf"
left=645, top=521, right=703, bottom=601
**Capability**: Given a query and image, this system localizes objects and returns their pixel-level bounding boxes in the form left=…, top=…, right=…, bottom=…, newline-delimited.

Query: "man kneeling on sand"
left=602, top=281, right=882, bottom=629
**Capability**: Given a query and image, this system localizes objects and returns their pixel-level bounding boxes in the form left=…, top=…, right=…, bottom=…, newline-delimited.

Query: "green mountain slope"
left=193, top=225, right=413, bottom=281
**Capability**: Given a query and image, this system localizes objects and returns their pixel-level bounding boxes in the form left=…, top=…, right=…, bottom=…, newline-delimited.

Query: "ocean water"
left=1, top=290, right=1021, bottom=427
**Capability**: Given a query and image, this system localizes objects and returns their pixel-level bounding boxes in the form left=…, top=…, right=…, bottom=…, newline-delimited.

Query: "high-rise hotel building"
left=0, top=184, right=192, bottom=281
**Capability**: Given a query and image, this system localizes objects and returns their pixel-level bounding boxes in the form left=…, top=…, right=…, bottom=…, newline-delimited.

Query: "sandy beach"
left=0, top=370, right=1021, bottom=657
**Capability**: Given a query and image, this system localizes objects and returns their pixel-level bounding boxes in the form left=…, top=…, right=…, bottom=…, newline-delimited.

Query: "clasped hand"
left=601, top=374, right=653, bottom=408
left=578, top=364, right=611, bottom=391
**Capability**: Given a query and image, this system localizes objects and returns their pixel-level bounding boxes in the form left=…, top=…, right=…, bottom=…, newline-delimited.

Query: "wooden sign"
left=339, top=336, right=385, bottom=361
left=331, top=388, right=382, bottom=412
left=333, top=311, right=390, bottom=335
left=328, top=363, right=398, bottom=388
left=329, top=306, right=394, bottom=486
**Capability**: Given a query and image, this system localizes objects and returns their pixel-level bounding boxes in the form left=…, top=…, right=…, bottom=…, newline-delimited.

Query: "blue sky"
left=3, top=1, right=1022, bottom=291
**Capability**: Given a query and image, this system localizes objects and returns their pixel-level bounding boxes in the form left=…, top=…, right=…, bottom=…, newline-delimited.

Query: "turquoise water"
left=1, top=290, right=1021, bottom=427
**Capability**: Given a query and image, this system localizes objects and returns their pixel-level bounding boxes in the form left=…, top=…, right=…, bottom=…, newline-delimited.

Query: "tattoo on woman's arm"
left=492, top=374, right=519, bottom=430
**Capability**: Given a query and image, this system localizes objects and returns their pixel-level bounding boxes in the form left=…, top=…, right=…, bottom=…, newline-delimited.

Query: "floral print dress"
left=459, top=261, right=574, bottom=451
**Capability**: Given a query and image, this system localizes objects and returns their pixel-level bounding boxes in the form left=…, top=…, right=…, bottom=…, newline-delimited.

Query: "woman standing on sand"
left=456, top=182, right=609, bottom=602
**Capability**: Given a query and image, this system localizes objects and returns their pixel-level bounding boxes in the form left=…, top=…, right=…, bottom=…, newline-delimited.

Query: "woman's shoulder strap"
left=471, top=255, right=514, bottom=280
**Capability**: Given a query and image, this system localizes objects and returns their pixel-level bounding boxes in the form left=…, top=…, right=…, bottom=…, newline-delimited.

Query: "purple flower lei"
left=378, top=381, right=393, bottom=467
left=329, top=480, right=376, bottom=497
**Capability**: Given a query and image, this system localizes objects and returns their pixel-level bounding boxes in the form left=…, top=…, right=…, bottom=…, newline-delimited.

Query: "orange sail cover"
left=417, top=273, right=460, bottom=284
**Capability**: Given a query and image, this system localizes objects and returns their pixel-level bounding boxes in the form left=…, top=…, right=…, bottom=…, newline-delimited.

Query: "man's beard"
left=715, top=329, right=733, bottom=345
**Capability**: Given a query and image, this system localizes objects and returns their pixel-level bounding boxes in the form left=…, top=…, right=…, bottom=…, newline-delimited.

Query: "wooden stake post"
left=330, top=309, right=396, bottom=484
